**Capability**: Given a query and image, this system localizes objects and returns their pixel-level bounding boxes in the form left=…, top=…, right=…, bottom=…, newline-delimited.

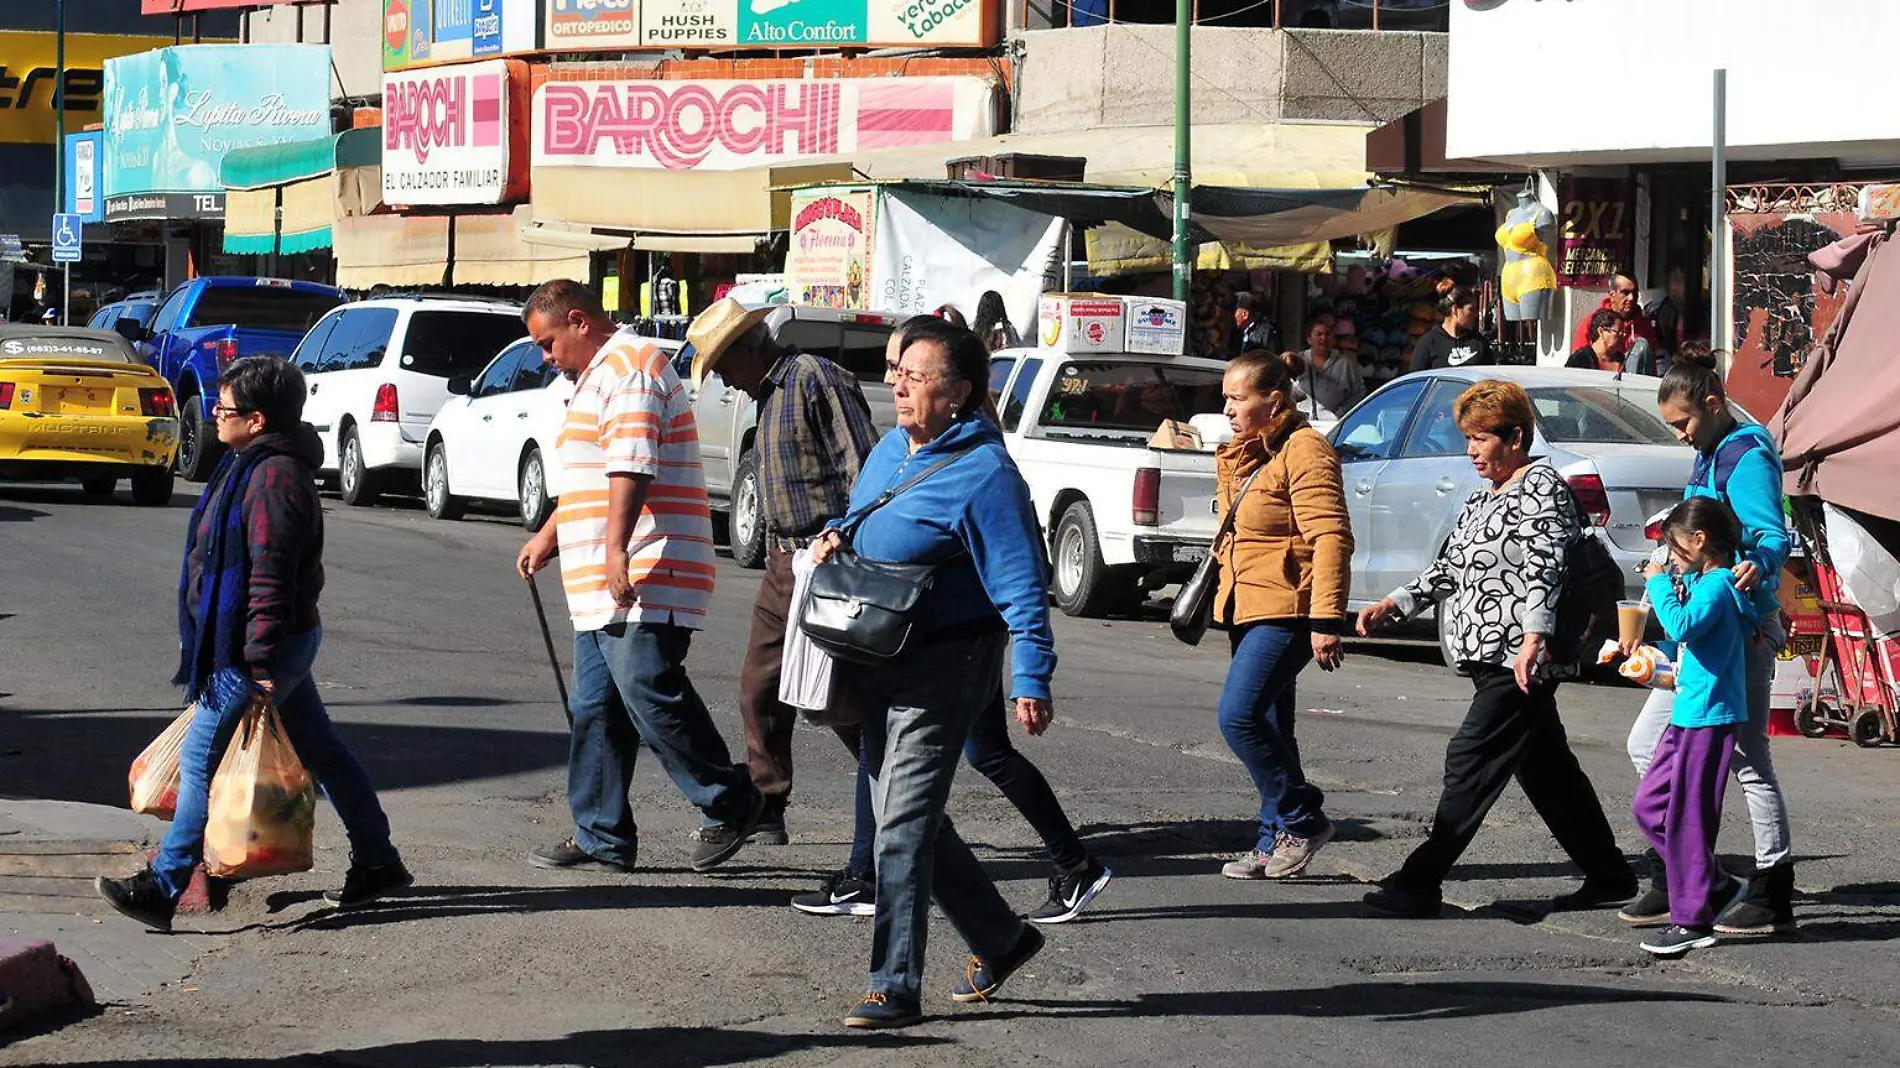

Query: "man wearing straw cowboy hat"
left=688, top=298, right=882, bottom=887
left=514, top=280, right=766, bottom=874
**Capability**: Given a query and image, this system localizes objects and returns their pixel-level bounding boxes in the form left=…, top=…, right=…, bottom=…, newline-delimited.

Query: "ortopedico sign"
left=103, top=44, right=332, bottom=222
left=531, top=76, right=995, bottom=171
left=382, top=59, right=529, bottom=206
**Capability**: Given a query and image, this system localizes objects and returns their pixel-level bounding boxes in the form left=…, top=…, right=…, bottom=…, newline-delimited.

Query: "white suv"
left=290, top=295, right=526, bottom=505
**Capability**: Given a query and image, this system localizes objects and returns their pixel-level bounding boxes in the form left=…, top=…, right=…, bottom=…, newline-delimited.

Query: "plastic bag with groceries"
left=203, top=697, right=316, bottom=879
left=128, top=705, right=196, bottom=819
left=1597, top=639, right=1678, bottom=691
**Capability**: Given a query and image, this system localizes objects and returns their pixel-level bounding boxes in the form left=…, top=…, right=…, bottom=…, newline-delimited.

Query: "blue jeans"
left=863, top=631, right=1026, bottom=1003
left=1219, top=622, right=1327, bottom=851
left=153, top=627, right=397, bottom=899
left=568, top=622, right=754, bottom=864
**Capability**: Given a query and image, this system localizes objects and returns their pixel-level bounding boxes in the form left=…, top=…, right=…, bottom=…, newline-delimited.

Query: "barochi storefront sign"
left=531, top=76, right=995, bottom=171
left=383, top=58, right=530, bottom=206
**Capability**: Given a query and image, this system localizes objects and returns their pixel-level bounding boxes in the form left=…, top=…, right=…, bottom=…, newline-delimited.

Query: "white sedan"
left=421, top=334, right=680, bottom=530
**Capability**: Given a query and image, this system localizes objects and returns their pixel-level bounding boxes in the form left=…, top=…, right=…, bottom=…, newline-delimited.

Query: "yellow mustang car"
left=0, top=324, right=179, bottom=505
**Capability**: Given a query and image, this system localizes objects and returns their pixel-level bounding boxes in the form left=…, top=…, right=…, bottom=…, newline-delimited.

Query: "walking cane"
left=527, top=571, right=571, bottom=724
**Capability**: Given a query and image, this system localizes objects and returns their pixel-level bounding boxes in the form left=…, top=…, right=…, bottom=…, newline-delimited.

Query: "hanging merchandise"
left=1190, top=272, right=1229, bottom=358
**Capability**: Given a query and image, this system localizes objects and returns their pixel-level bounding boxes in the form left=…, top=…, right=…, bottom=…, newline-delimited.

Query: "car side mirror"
left=446, top=375, right=472, bottom=396
left=114, top=319, right=145, bottom=344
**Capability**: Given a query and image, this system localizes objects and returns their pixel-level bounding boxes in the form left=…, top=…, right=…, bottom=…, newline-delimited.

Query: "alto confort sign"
left=531, top=76, right=995, bottom=171
left=382, top=59, right=530, bottom=205
left=540, top=0, right=997, bottom=50
left=384, top=0, right=540, bottom=72
left=102, top=44, right=332, bottom=221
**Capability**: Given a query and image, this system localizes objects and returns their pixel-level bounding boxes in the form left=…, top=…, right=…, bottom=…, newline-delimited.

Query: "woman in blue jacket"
left=1624, top=346, right=1795, bottom=935
left=813, top=317, right=1057, bottom=1030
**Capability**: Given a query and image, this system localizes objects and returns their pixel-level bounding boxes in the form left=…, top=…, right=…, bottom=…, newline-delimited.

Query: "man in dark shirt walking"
left=687, top=300, right=881, bottom=846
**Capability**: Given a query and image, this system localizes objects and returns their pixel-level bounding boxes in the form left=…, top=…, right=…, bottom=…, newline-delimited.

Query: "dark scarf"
left=172, top=435, right=290, bottom=699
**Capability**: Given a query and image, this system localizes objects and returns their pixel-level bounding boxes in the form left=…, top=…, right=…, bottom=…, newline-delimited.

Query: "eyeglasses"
left=212, top=404, right=254, bottom=420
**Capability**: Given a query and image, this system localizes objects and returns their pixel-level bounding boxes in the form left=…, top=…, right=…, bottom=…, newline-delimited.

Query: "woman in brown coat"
left=1212, top=349, right=1354, bottom=881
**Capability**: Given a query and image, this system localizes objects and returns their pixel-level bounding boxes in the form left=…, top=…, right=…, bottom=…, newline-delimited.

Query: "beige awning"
left=1085, top=225, right=1334, bottom=276
left=336, top=214, right=449, bottom=289
left=530, top=162, right=854, bottom=238
left=454, top=207, right=594, bottom=287
left=224, top=188, right=276, bottom=253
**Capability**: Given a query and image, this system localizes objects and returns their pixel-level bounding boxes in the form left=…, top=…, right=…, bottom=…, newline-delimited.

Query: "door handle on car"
left=718, top=393, right=736, bottom=405
left=516, top=411, right=530, bottom=419
left=309, top=383, right=319, bottom=394
left=1435, top=477, right=1457, bottom=494
left=482, top=414, right=493, bottom=422
left=1355, top=479, right=1374, bottom=496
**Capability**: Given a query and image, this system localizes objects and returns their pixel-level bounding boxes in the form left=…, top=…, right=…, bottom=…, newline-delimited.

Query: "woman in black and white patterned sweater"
left=1353, top=379, right=1636, bottom=919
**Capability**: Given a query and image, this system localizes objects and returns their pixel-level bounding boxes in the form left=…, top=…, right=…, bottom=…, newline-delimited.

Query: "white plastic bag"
left=1825, top=503, right=1900, bottom=638
left=780, top=547, right=837, bottom=715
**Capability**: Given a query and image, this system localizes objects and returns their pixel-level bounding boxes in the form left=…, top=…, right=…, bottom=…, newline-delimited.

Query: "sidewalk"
left=0, top=799, right=225, bottom=1004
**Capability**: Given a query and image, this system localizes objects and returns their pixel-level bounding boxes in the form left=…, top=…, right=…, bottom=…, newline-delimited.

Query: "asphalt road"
left=4, top=479, right=1900, bottom=1068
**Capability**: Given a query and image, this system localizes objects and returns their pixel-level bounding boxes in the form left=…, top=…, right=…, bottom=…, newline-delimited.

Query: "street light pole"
left=1171, top=0, right=1191, bottom=303
left=55, top=0, right=67, bottom=325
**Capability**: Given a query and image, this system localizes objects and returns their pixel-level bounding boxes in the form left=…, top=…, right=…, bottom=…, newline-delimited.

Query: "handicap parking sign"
left=52, top=214, right=81, bottom=264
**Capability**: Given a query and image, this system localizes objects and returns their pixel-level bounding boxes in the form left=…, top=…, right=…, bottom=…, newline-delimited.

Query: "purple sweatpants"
left=1632, top=723, right=1740, bottom=926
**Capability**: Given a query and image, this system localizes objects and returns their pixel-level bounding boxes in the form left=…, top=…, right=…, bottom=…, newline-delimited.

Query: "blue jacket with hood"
left=1685, top=421, right=1788, bottom=625
left=830, top=416, right=1057, bottom=702
left=1647, top=568, right=1753, bottom=728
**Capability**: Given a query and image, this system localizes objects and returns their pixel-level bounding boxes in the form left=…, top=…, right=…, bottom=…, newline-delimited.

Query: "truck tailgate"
left=1150, top=448, right=1220, bottom=544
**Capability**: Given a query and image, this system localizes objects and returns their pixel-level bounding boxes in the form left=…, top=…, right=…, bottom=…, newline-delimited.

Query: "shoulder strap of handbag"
left=1215, top=466, right=1268, bottom=548
left=838, top=446, right=978, bottom=541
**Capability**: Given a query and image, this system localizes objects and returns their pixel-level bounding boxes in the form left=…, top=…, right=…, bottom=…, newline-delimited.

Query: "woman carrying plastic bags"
left=96, top=357, right=409, bottom=933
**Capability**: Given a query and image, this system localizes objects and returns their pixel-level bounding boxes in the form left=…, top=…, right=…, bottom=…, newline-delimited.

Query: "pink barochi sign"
left=530, top=76, right=996, bottom=172
left=383, top=59, right=529, bottom=206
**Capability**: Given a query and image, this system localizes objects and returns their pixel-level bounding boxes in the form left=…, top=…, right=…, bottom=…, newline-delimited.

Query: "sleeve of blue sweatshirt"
left=1647, top=571, right=1734, bottom=644
left=956, top=465, right=1059, bottom=702
left=1727, top=447, right=1790, bottom=578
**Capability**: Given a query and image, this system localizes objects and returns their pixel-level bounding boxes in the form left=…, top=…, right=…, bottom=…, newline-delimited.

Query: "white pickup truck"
left=987, top=347, right=1229, bottom=617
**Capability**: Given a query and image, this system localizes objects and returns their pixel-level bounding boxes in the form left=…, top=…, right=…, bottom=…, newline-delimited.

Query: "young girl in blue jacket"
left=1632, top=497, right=1755, bottom=957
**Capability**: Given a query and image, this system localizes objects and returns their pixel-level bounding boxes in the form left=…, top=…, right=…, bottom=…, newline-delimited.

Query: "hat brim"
left=688, top=307, right=776, bottom=388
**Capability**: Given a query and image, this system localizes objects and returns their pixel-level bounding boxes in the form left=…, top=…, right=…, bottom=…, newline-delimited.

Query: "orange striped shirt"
left=553, top=333, right=717, bottom=631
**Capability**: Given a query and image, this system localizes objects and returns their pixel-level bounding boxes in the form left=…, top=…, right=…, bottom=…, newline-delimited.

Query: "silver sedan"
left=1330, top=365, right=1699, bottom=668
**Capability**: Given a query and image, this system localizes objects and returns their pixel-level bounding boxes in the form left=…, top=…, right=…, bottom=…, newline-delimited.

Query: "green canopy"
left=220, top=128, right=380, bottom=192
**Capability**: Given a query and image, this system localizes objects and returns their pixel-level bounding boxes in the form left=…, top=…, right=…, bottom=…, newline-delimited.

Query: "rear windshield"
left=776, top=317, right=897, bottom=383
left=400, top=311, right=529, bottom=378
left=188, top=287, right=342, bottom=332
left=1038, top=360, right=1226, bottom=435
left=1529, top=386, right=1680, bottom=446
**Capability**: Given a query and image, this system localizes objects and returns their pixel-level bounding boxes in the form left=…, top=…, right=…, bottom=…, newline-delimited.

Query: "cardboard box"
left=1123, top=297, right=1187, bottom=356
left=1038, top=294, right=1126, bottom=353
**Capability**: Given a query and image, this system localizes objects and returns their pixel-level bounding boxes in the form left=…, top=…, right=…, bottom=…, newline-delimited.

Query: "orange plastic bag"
left=128, top=705, right=196, bottom=819
left=203, top=698, right=316, bottom=879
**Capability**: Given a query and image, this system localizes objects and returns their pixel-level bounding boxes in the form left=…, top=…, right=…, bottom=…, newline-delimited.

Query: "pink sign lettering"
left=386, top=75, right=467, bottom=167
left=539, top=81, right=842, bottom=171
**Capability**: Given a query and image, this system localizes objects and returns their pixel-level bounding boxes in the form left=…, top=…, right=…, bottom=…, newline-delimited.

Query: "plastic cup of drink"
left=1617, top=600, right=1648, bottom=646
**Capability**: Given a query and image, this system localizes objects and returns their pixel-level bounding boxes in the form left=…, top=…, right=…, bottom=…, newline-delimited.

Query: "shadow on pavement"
left=0, top=709, right=570, bottom=808
left=983, top=979, right=1734, bottom=1023
left=0, top=502, right=51, bottom=522
left=26, top=1027, right=950, bottom=1068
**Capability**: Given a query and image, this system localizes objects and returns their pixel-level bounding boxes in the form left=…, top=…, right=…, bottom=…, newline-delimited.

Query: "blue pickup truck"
left=125, top=278, right=345, bottom=480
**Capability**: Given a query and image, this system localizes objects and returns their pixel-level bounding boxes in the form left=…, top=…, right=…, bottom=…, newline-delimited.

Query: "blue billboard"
left=64, top=131, right=106, bottom=223
left=101, top=44, right=332, bottom=222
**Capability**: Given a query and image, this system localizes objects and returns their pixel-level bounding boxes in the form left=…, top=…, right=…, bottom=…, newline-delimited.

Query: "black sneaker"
left=689, top=788, right=768, bottom=872
left=1716, top=865, right=1797, bottom=936
left=791, top=869, right=877, bottom=917
left=1549, top=872, right=1640, bottom=913
left=1620, top=849, right=1670, bottom=926
left=951, top=924, right=1045, bottom=1004
left=1363, top=882, right=1443, bottom=919
left=1027, top=858, right=1113, bottom=925
left=323, top=859, right=415, bottom=908
left=528, top=837, right=635, bottom=873
left=1640, top=923, right=1717, bottom=957
left=95, top=868, right=176, bottom=933
left=749, top=819, right=790, bottom=846
left=843, top=991, right=923, bottom=1030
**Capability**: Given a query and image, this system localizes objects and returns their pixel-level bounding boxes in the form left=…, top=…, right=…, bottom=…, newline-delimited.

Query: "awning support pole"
left=1171, top=2, right=1192, bottom=304
left=1710, top=68, right=1727, bottom=349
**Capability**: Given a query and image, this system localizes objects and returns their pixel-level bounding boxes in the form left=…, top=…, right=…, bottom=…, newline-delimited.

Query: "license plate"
left=1173, top=543, right=1208, bottom=564
left=51, top=386, right=111, bottom=414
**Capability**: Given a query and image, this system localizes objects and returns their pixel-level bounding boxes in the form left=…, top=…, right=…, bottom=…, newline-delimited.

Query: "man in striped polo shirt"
left=514, top=279, right=765, bottom=874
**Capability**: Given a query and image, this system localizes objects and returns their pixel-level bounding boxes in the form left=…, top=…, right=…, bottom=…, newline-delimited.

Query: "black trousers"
left=1394, top=664, right=1630, bottom=896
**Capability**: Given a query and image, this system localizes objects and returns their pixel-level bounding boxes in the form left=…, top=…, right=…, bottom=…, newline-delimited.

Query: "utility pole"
left=55, top=0, right=67, bottom=325
left=1171, top=2, right=1191, bottom=303
left=1710, top=69, right=1727, bottom=350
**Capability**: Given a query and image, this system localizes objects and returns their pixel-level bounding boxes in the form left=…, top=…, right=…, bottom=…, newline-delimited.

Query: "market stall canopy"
left=336, top=206, right=591, bottom=290
left=1775, top=228, right=1900, bottom=530
left=220, top=128, right=381, bottom=255
left=530, top=163, right=855, bottom=249
left=1167, top=185, right=1483, bottom=248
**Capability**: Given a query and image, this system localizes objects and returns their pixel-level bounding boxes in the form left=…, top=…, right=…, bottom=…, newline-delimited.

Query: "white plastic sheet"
left=780, top=548, right=837, bottom=714
left=1825, top=503, right=1900, bottom=638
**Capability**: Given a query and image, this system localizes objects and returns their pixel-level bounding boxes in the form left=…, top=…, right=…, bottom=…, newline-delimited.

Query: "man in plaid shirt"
left=688, top=301, right=881, bottom=846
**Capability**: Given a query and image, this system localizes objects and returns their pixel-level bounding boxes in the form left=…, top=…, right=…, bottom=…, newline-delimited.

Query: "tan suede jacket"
left=1212, top=416, right=1355, bottom=631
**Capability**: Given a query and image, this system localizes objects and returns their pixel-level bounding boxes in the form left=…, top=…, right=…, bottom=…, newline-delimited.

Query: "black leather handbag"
left=800, top=450, right=974, bottom=664
left=1170, top=467, right=1266, bottom=646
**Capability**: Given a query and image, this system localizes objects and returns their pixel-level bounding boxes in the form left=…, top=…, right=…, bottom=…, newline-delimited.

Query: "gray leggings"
left=1626, top=625, right=1792, bottom=869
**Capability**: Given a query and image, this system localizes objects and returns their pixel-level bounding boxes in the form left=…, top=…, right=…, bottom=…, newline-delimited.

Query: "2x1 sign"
left=531, top=76, right=995, bottom=171
left=382, top=58, right=529, bottom=206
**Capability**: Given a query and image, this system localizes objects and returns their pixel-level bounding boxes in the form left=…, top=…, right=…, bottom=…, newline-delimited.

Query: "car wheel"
left=80, top=476, right=117, bottom=500
left=130, top=467, right=174, bottom=507
left=338, top=426, right=381, bottom=507
left=519, top=447, right=554, bottom=532
left=729, top=451, right=766, bottom=570
left=424, top=442, right=466, bottom=521
left=176, top=399, right=222, bottom=482
left=1051, top=501, right=1125, bottom=618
